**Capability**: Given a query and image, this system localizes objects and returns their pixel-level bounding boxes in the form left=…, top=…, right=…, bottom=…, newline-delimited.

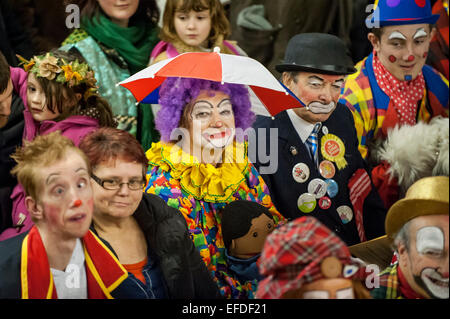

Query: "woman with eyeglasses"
left=78, top=127, right=221, bottom=299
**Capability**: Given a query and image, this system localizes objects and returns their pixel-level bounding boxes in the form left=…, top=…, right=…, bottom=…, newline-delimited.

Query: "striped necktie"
left=305, top=123, right=321, bottom=167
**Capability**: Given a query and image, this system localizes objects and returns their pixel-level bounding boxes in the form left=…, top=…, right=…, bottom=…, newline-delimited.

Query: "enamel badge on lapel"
left=321, top=134, right=348, bottom=170
left=290, top=146, right=298, bottom=156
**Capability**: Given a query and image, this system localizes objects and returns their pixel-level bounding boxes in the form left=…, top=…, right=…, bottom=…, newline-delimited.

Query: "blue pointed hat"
left=372, top=0, right=439, bottom=26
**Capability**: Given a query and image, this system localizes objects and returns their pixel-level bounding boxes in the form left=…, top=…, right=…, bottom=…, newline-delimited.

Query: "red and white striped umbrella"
left=118, top=48, right=304, bottom=116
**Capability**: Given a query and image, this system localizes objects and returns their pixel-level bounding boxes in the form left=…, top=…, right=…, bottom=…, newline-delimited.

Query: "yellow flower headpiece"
left=17, top=53, right=97, bottom=89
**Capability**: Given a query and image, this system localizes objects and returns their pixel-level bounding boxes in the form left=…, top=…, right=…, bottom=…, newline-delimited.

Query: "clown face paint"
left=415, top=226, right=449, bottom=299
left=33, top=150, right=94, bottom=240
left=400, top=215, right=449, bottom=299
left=286, top=72, right=343, bottom=124
left=187, top=91, right=236, bottom=155
left=295, top=278, right=355, bottom=299
left=371, top=24, right=433, bottom=81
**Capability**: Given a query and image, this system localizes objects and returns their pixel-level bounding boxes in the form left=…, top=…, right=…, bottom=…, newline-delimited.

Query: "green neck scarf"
left=82, top=14, right=158, bottom=74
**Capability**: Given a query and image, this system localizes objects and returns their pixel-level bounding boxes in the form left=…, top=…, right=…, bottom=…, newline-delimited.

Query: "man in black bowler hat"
left=251, top=33, right=387, bottom=246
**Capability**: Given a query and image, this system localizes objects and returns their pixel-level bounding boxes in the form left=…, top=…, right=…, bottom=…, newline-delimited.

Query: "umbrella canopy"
left=118, top=48, right=305, bottom=116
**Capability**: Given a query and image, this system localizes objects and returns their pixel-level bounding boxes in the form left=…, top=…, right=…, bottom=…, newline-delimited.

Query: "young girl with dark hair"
left=0, top=49, right=115, bottom=241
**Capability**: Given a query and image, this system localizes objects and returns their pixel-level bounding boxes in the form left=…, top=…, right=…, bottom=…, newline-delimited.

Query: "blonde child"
left=150, top=0, right=246, bottom=64
left=0, top=49, right=115, bottom=241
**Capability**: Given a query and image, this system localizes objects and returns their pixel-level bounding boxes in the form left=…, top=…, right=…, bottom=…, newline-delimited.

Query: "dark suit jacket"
left=251, top=104, right=387, bottom=246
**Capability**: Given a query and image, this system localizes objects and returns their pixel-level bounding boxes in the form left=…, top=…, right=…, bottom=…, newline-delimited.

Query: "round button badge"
left=318, top=196, right=332, bottom=210
left=319, top=160, right=336, bottom=179
left=308, top=178, right=328, bottom=199
left=325, top=179, right=339, bottom=198
left=337, top=205, right=354, bottom=224
left=292, top=163, right=310, bottom=183
left=297, top=193, right=317, bottom=213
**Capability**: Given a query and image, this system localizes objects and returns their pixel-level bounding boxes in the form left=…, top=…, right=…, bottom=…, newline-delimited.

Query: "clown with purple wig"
left=144, top=77, right=285, bottom=299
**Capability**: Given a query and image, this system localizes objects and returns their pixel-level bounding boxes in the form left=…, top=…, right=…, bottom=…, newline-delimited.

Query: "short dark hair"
left=221, top=200, right=273, bottom=251
left=0, top=51, right=11, bottom=93
left=79, top=127, right=148, bottom=176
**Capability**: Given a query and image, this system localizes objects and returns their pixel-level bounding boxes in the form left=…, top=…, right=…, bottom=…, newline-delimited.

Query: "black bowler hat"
left=276, top=33, right=357, bottom=75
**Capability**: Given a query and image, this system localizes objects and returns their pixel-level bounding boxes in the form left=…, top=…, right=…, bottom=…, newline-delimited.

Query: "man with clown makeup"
left=370, top=176, right=449, bottom=299
left=339, top=0, right=449, bottom=209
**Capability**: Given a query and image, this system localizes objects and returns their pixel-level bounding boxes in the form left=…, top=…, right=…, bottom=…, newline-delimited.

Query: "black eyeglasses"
left=91, top=173, right=145, bottom=191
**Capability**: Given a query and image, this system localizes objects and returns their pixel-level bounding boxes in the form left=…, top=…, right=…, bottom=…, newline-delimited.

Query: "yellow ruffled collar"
left=146, top=141, right=249, bottom=202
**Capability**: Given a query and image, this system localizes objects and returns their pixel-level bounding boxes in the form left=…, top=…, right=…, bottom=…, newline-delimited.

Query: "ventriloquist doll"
left=221, top=200, right=275, bottom=283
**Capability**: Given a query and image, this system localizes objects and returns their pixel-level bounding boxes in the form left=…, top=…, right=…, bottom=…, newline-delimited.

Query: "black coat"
left=251, top=105, right=387, bottom=246
left=0, top=92, right=24, bottom=233
left=93, top=193, right=222, bottom=299
left=0, top=194, right=222, bottom=299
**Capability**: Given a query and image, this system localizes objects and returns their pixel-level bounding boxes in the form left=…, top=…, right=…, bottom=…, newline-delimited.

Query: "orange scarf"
left=20, top=226, right=128, bottom=299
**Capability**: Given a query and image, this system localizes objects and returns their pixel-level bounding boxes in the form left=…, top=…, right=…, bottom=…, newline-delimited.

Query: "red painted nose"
left=73, top=199, right=82, bottom=207
left=407, top=55, right=415, bottom=62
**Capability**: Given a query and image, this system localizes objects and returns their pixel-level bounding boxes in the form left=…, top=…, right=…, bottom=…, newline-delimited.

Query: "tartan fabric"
left=428, top=0, right=449, bottom=80
left=339, top=53, right=449, bottom=159
left=370, top=263, right=402, bottom=299
left=256, top=216, right=360, bottom=299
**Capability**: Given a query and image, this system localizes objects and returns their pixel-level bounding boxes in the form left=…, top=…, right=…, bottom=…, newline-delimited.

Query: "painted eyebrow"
left=46, top=167, right=88, bottom=185
left=388, top=31, right=407, bottom=40
left=46, top=172, right=61, bottom=185
left=414, top=28, right=428, bottom=39
left=193, top=99, right=232, bottom=109
left=308, top=76, right=324, bottom=82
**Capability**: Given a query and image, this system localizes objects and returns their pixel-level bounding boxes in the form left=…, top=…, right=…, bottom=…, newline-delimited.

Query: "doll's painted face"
left=174, top=9, right=212, bottom=47
left=369, top=24, right=435, bottom=81
left=230, top=213, right=275, bottom=259
left=27, top=73, right=61, bottom=122
left=282, top=278, right=355, bottom=299
left=98, top=0, right=140, bottom=28
left=186, top=90, right=236, bottom=153
left=399, top=215, right=449, bottom=299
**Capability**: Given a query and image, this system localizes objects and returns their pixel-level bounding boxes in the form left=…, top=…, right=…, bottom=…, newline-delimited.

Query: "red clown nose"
left=407, top=55, right=415, bottom=62
left=73, top=199, right=82, bottom=207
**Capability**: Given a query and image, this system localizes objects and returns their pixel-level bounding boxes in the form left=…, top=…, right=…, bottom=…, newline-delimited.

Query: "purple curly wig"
left=156, top=77, right=255, bottom=142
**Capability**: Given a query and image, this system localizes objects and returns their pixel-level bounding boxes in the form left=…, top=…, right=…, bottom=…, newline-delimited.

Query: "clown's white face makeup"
left=398, top=215, right=449, bottom=299
left=416, top=226, right=449, bottom=299
left=369, top=24, right=435, bottom=81
left=184, top=90, right=235, bottom=163
left=283, top=278, right=355, bottom=299
left=284, top=72, right=343, bottom=124
left=414, top=28, right=428, bottom=40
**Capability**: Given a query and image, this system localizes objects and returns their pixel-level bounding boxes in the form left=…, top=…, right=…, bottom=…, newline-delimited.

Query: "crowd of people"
left=0, top=0, right=448, bottom=300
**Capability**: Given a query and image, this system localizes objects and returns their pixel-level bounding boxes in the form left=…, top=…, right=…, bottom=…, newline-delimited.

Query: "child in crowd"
left=150, top=0, right=246, bottom=64
left=0, top=49, right=115, bottom=241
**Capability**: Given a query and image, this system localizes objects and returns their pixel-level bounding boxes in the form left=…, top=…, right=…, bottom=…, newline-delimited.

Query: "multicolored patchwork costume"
left=339, top=52, right=449, bottom=160
left=144, top=141, right=285, bottom=299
